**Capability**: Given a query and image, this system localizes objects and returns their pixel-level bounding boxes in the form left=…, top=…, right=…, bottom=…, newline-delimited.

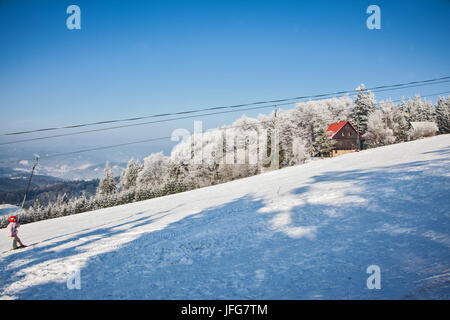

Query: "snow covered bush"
left=408, top=122, right=438, bottom=140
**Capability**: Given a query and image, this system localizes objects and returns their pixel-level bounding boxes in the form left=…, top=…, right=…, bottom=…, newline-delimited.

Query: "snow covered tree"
left=277, top=109, right=311, bottom=167
left=327, top=96, right=354, bottom=123
left=96, top=161, right=117, bottom=198
left=294, top=101, right=336, bottom=157
left=30, top=199, right=43, bottom=222
left=363, top=109, right=395, bottom=148
left=435, top=96, right=450, bottom=134
left=72, top=194, right=88, bottom=214
left=170, top=130, right=219, bottom=187
left=256, top=110, right=279, bottom=170
left=316, top=128, right=336, bottom=156
left=379, top=100, right=409, bottom=142
left=137, top=152, right=170, bottom=191
left=407, top=95, right=435, bottom=122
left=350, top=84, right=376, bottom=136
left=392, top=106, right=410, bottom=142
left=119, top=158, right=143, bottom=191
left=291, top=137, right=309, bottom=164
left=54, top=193, right=70, bottom=216
left=228, top=115, right=261, bottom=177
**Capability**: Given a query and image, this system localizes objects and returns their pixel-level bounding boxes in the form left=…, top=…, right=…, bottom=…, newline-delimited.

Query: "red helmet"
left=9, top=216, right=16, bottom=222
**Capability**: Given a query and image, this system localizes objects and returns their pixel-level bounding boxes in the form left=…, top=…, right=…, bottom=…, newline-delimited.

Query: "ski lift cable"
left=1, top=76, right=449, bottom=137
left=1, top=89, right=449, bottom=166
left=1, top=80, right=449, bottom=146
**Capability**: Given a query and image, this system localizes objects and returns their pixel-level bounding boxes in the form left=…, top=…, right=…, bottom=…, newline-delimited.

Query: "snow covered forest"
left=2, top=86, right=449, bottom=228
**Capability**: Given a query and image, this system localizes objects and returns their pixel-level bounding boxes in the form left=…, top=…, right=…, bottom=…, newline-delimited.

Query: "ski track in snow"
left=1, top=135, right=449, bottom=299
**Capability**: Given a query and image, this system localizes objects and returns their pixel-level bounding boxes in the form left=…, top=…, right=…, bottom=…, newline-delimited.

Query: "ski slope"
left=1, top=135, right=449, bottom=299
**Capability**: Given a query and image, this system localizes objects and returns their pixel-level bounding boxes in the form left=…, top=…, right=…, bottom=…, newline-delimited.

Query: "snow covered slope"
left=1, top=135, right=449, bottom=299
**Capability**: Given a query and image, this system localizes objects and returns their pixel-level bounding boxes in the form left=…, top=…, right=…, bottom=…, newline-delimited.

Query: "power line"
left=274, top=89, right=450, bottom=108
left=1, top=75, right=449, bottom=137
left=1, top=79, right=449, bottom=146
left=1, top=89, right=449, bottom=165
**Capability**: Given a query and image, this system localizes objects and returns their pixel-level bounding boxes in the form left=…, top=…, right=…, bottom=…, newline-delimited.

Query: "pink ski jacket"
left=6, top=222, right=20, bottom=237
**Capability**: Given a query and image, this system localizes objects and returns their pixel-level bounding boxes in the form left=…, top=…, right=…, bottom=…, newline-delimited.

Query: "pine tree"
left=96, top=161, right=117, bottom=198
left=30, top=199, right=42, bottom=222
left=392, top=107, right=409, bottom=142
left=295, top=106, right=335, bottom=158
left=350, top=84, right=376, bottom=136
left=435, top=96, right=450, bottom=134
left=119, top=159, right=143, bottom=191
left=407, top=95, right=435, bottom=122
left=310, top=119, right=336, bottom=157
left=73, top=194, right=88, bottom=214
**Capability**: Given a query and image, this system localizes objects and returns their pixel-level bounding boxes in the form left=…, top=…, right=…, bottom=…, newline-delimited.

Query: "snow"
left=1, top=135, right=449, bottom=299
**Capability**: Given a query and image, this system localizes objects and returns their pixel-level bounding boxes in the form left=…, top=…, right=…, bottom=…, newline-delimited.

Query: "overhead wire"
left=1, top=78, right=449, bottom=146
left=1, top=75, right=449, bottom=137
left=1, top=89, right=449, bottom=165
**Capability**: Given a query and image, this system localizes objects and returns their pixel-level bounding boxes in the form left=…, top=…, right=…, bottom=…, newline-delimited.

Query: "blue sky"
left=0, top=0, right=449, bottom=160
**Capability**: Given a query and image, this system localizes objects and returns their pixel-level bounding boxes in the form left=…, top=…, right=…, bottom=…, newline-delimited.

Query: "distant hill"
left=0, top=176, right=99, bottom=208
left=0, top=204, right=19, bottom=217
left=0, top=165, right=101, bottom=207
left=0, top=174, right=63, bottom=192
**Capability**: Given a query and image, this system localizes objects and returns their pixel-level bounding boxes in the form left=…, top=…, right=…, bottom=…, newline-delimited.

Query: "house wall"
left=333, top=123, right=359, bottom=150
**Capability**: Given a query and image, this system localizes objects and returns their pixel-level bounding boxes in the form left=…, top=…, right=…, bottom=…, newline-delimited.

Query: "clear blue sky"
left=0, top=0, right=449, bottom=158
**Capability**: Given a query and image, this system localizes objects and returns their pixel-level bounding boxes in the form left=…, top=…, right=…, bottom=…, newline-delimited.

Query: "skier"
left=6, top=216, right=26, bottom=250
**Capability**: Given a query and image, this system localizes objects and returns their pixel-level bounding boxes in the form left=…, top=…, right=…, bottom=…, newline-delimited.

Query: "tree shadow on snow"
left=2, top=157, right=449, bottom=299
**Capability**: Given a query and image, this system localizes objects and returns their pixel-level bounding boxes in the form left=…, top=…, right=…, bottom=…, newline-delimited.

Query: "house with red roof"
left=326, top=120, right=361, bottom=156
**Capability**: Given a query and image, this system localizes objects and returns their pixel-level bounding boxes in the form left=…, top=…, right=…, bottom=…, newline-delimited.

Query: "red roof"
left=326, top=120, right=361, bottom=138
left=326, top=121, right=349, bottom=138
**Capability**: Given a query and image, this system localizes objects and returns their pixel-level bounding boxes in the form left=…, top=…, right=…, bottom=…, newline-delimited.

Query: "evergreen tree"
left=96, top=161, right=117, bottom=198
left=73, top=194, right=88, bottom=214
left=350, top=84, right=376, bottom=136
left=294, top=105, right=335, bottom=158
left=119, top=159, right=143, bottom=191
left=435, top=96, right=450, bottom=134
left=392, top=107, right=409, bottom=142
left=30, top=199, right=42, bottom=222
left=310, top=120, right=336, bottom=157
left=407, top=95, right=435, bottom=122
